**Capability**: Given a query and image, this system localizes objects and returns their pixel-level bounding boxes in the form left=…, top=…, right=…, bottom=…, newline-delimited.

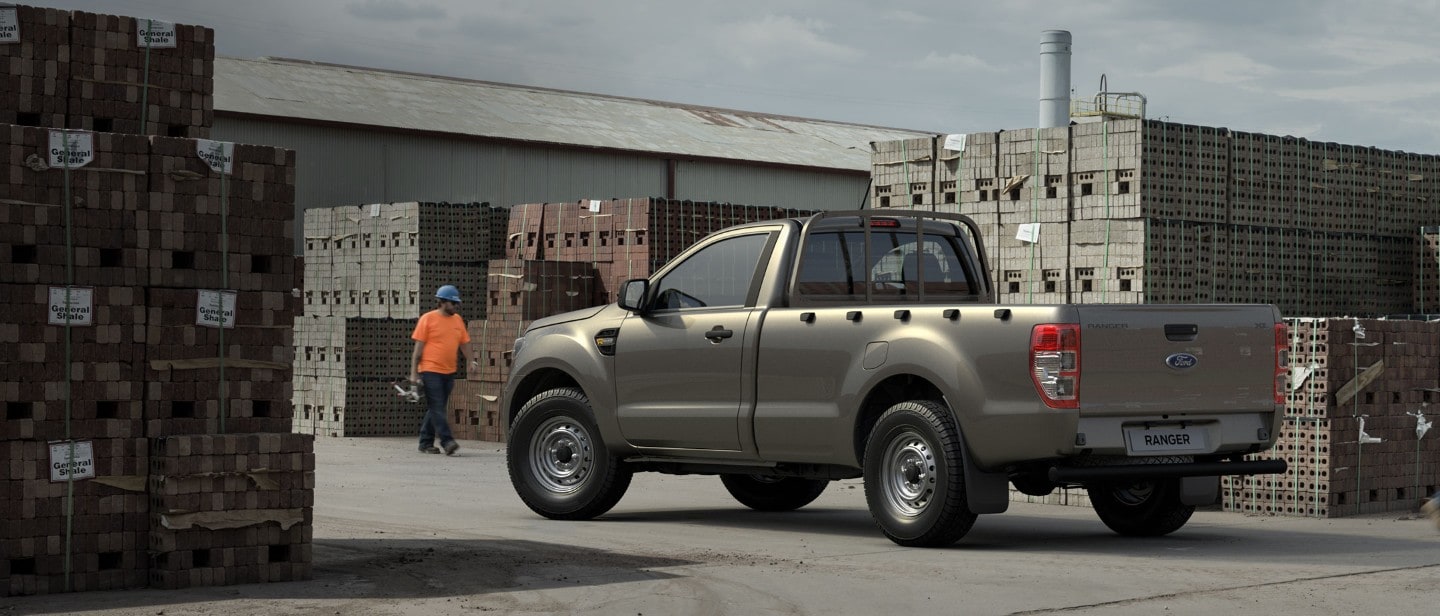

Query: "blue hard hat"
left=436, top=285, right=462, bottom=303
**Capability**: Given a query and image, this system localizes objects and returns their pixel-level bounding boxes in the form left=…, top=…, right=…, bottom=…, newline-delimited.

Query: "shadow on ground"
left=1, top=538, right=694, bottom=615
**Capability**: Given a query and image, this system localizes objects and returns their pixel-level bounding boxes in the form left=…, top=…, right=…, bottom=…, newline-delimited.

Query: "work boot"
left=1422, top=498, right=1440, bottom=530
left=443, top=441, right=459, bottom=456
left=419, top=446, right=441, bottom=454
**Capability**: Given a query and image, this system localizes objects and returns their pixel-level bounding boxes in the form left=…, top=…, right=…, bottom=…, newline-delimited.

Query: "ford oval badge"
left=1166, top=353, right=1198, bottom=370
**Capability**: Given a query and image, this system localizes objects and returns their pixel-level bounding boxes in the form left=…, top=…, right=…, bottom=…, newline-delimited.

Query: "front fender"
left=502, top=312, right=628, bottom=449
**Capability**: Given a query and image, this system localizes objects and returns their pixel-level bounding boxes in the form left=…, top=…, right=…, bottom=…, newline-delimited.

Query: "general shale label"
left=48, top=130, right=94, bottom=169
left=48, top=286, right=94, bottom=326
left=196, top=139, right=235, bottom=175
left=137, top=18, right=177, bottom=48
left=0, top=6, right=19, bottom=43
left=49, top=441, right=96, bottom=482
left=196, top=289, right=237, bottom=328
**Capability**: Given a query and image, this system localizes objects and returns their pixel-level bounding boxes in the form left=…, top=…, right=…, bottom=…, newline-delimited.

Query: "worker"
left=410, top=285, right=470, bottom=455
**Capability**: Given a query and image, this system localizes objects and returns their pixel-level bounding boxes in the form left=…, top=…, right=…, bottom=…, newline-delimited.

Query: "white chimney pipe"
left=1039, top=30, right=1072, bottom=129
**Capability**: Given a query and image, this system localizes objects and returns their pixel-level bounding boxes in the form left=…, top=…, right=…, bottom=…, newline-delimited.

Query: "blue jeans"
left=418, top=372, right=456, bottom=449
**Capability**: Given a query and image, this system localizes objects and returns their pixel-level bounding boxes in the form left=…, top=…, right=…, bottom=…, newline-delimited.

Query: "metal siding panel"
left=673, top=160, right=868, bottom=211
left=215, top=118, right=672, bottom=253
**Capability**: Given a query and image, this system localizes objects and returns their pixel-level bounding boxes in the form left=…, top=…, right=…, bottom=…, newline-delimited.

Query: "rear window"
left=796, top=229, right=974, bottom=302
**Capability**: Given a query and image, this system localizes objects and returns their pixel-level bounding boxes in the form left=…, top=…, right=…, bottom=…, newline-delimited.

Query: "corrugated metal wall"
left=673, top=159, right=869, bottom=211
left=214, top=117, right=868, bottom=253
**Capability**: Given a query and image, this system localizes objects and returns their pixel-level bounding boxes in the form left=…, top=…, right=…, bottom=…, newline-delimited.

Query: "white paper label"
left=195, top=139, right=234, bottom=175
left=196, top=289, right=237, bottom=329
left=943, top=134, right=967, bottom=152
left=137, top=18, right=177, bottom=48
left=49, top=441, right=95, bottom=482
left=0, top=7, right=20, bottom=43
left=370, top=204, right=382, bottom=217
left=1016, top=223, right=1041, bottom=243
left=588, top=199, right=602, bottom=213
left=48, top=286, right=94, bottom=326
left=48, top=130, right=94, bottom=169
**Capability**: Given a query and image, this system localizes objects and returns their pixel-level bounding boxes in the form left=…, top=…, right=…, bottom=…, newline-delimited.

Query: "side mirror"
left=618, top=279, right=649, bottom=313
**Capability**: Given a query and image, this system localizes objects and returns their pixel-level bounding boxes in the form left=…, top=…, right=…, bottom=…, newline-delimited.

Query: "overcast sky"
left=24, top=0, right=1440, bottom=154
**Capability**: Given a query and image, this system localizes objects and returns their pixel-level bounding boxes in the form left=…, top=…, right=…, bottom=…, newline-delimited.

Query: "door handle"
left=705, top=326, right=734, bottom=342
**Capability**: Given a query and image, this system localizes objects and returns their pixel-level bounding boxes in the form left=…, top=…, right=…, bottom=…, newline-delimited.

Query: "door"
left=615, top=231, right=774, bottom=451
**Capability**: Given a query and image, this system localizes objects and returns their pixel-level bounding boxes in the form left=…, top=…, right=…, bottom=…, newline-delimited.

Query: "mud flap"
left=1179, top=475, right=1219, bottom=506
left=964, top=455, right=1010, bottom=514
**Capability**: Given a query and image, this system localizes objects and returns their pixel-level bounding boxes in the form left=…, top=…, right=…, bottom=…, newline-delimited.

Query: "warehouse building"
left=208, top=57, right=934, bottom=253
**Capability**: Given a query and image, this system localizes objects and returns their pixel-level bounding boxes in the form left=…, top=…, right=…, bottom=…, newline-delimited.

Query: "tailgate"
left=1078, top=305, right=1278, bottom=416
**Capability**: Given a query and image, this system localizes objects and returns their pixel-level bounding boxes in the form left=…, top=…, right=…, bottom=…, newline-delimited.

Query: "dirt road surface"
left=4, top=436, right=1438, bottom=615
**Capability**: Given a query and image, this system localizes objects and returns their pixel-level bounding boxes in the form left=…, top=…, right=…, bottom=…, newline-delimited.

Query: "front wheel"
left=863, top=399, right=976, bottom=547
left=1087, top=479, right=1195, bottom=537
left=720, top=475, right=829, bottom=512
left=507, top=387, right=632, bottom=520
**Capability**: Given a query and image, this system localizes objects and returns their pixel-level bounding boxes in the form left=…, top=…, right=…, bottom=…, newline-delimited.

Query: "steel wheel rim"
left=881, top=430, right=935, bottom=518
left=530, top=416, right=595, bottom=494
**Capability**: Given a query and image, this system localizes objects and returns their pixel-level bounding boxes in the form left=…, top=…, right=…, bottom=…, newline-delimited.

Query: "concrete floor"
left=5, top=436, right=1439, bottom=615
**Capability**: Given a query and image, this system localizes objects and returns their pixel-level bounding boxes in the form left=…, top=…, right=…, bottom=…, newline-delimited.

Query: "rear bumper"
left=1047, top=459, right=1287, bottom=483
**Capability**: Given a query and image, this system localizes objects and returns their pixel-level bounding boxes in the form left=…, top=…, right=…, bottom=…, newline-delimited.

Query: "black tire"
left=507, top=387, right=632, bottom=520
left=720, top=475, right=829, bottom=512
left=863, top=400, right=976, bottom=547
left=1087, top=479, right=1195, bottom=537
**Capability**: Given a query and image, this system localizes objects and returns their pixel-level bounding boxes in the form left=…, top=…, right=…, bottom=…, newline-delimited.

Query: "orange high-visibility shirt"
left=412, top=310, right=470, bottom=374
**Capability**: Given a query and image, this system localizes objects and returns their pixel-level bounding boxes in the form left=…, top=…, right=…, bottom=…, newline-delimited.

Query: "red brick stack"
left=1223, top=317, right=1440, bottom=517
left=1, top=4, right=309, bottom=597
left=0, top=5, right=70, bottom=128
left=147, top=434, right=313, bottom=589
left=66, top=11, right=213, bottom=137
left=452, top=259, right=595, bottom=442
left=0, top=438, right=149, bottom=595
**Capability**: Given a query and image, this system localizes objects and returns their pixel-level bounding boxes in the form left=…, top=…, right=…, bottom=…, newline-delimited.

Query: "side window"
left=796, top=231, right=863, bottom=299
left=653, top=233, right=771, bottom=310
left=871, top=234, right=971, bottom=299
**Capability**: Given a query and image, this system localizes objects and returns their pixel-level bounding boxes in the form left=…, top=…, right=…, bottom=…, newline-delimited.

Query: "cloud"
left=346, top=0, right=445, bottom=21
left=914, top=51, right=999, bottom=73
left=1272, top=81, right=1440, bottom=105
left=715, top=15, right=862, bottom=69
left=1146, top=52, right=1277, bottom=85
left=882, top=10, right=929, bottom=26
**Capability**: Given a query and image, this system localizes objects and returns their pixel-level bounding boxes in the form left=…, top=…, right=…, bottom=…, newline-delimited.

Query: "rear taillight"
left=1031, top=323, right=1080, bottom=409
left=1274, top=323, right=1289, bottom=404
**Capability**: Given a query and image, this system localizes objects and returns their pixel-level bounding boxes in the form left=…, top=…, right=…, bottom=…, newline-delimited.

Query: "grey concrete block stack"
left=871, top=118, right=1440, bottom=317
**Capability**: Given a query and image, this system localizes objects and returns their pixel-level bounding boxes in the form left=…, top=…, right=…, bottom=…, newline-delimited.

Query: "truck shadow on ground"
left=0, top=538, right=695, bottom=616
left=597, top=505, right=1439, bottom=563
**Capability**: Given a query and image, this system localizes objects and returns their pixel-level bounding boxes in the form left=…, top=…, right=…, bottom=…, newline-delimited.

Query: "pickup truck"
left=502, top=210, right=1288, bottom=547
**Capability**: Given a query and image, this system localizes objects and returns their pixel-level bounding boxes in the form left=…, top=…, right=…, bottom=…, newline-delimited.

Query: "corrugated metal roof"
left=213, top=57, right=935, bottom=172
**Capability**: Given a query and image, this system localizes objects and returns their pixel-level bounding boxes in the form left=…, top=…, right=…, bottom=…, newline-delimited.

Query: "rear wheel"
left=863, top=399, right=976, bottom=547
left=507, top=387, right=632, bottom=520
left=1087, top=478, right=1195, bottom=536
left=720, top=475, right=829, bottom=511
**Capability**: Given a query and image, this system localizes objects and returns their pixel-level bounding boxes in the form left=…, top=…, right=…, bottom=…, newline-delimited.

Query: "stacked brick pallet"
left=460, top=198, right=806, bottom=442
left=1417, top=227, right=1440, bottom=314
left=455, top=259, right=595, bottom=442
left=1, top=4, right=212, bottom=136
left=2, top=4, right=309, bottom=596
left=292, top=202, right=508, bottom=437
left=1, top=5, right=70, bottom=128
left=874, top=119, right=1440, bottom=316
left=147, top=434, right=313, bottom=588
left=1222, top=318, right=1440, bottom=517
